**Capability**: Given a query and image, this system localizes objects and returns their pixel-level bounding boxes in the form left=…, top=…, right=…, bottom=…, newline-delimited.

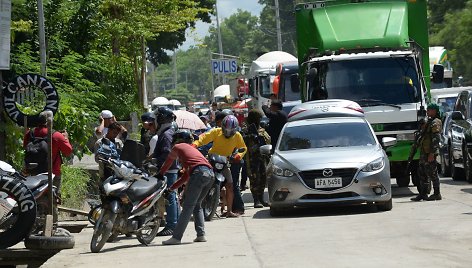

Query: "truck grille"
left=298, top=168, right=358, bottom=191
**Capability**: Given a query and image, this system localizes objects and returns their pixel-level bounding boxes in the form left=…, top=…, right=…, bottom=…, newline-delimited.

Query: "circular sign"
left=2, top=74, right=59, bottom=127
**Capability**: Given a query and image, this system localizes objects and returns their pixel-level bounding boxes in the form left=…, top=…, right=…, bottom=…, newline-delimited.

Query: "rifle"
left=405, top=118, right=433, bottom=175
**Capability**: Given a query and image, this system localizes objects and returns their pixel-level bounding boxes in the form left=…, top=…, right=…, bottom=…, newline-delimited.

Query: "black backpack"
left=25, top=129, right=55, bottom=175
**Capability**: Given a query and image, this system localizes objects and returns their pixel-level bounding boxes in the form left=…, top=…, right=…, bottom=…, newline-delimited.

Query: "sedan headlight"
left=362, top=157, right=385, bottom=172
left=273, top=164, right=294, bottom=177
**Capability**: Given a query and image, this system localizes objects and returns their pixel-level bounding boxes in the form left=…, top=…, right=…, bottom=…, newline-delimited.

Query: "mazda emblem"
left=322, top=169, right=333, bottom=177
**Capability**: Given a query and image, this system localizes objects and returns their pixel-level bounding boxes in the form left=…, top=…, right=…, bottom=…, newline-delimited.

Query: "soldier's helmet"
left=427, top=103, right=440, bottom=118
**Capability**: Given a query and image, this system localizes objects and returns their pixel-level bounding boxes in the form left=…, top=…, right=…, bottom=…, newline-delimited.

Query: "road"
left=44, top=177, right=472, bottom=268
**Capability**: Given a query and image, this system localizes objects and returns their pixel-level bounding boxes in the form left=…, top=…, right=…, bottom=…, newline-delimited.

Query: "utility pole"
left=275, top=0, right=282, bottom=51
left=215, top=1, right=226, bottom=84
left=37, top=0, right=47, bottom=76
left=173, top=50, right=177, bottom=90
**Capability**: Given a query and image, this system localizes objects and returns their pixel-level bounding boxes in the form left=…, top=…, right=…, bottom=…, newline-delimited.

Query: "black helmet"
left=154, top=107, right=174, bottom=124
left=141, top=112, right=155, bottom=123
left=215, top=109, right=233, bottom=122
left=172, top=129, right=194, bottom=144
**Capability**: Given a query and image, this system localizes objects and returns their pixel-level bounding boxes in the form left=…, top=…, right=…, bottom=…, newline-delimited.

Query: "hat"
left=100, top=110, right=113, bottom=119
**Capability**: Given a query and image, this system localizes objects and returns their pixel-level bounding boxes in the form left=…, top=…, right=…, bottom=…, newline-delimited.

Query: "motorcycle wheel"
left=90, top=209, right=116, bottom=253
left=136, top=206, right=161, bottom=245
left=203, top=183, right=220, bottom=221
left=0, top=177, right=37, bottom=249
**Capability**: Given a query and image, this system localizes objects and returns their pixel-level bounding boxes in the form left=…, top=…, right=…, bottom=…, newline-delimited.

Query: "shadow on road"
left=252, top=204, right=380, bottom=219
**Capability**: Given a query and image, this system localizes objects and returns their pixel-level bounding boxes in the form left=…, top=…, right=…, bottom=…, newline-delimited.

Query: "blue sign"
left=211, top=59, right=238, bottom=74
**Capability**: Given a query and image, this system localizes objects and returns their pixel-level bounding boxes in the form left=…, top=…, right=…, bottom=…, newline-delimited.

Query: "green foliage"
left=0, top=120, right=25, bottom=170
left=61, top=165, right=90, bottom=209
left=429, top=1, right=472, bottom=85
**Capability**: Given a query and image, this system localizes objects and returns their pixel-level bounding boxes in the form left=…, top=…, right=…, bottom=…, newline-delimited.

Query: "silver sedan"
left=267, top=117, right=392, bottom=216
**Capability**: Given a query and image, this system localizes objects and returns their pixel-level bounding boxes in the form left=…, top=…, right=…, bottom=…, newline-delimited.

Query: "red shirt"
left=160, top=143, right=212, bottom=191
left=23, top=126, right=73, bottom=175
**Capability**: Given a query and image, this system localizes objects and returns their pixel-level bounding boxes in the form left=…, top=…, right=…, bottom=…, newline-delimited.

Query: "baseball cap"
left=100, top=110, right=113, bottom=119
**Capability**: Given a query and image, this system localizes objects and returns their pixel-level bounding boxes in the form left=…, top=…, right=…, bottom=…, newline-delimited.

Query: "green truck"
left=295, top=0, right=444, bottom=187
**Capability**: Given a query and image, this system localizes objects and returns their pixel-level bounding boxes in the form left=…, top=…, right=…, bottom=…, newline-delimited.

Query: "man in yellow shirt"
left=193, top=115, right=247, bottom=217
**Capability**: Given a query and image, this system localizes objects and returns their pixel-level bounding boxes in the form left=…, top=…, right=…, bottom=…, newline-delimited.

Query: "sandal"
left=226, top=212, right=239, bottom=218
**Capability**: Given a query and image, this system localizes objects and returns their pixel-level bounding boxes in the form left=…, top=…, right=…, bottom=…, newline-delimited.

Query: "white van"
left=431, top=87, right=472, bottom=114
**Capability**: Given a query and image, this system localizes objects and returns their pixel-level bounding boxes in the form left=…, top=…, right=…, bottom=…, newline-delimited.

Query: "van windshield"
left=308, top=57, right=420, bottom=105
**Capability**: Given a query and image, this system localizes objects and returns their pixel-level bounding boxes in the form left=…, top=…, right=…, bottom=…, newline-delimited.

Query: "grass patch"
left=61, top=165, right=90, bottom=209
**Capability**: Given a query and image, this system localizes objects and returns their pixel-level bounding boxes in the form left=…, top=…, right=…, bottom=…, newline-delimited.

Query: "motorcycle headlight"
left=396, top=133, right=415, bottom=141
left=362, top=157, right=385, bottom=172
left=215, top=163, right=224, bottom=170
left=273, top=164, right=294, bottom=177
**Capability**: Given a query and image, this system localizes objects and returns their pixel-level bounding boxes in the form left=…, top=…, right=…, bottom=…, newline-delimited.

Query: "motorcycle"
left=90, top=158, right=167, bottom=253
left=0, top=160, right=59, bottom=249
left=201, top=148, right=245, bottom=221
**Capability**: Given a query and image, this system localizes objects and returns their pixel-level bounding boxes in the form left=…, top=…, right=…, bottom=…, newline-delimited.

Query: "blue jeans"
left=164, top=172, right=179, bottom=230
left=172, top=166, right=214, bottom=240
left=231, top=162, right=245, bottom=212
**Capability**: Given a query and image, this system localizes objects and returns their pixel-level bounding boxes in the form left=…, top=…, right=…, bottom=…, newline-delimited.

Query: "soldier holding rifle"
left=411, top=103, right=442, bottom=201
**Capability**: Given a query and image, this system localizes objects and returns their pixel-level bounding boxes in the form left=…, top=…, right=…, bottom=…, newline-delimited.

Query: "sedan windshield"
left=308, top=57, right=420, bottom=105
left=279, top=122, right=376, bottom=151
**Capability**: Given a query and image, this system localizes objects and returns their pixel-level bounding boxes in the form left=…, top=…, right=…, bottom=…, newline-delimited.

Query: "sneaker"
left=193, top=236, right=207, bottom=242
left=162, top=237, right=181, bottom=245
left=426, top=193, right=442, bottom=201
left=157, top=228, right=174, bottom=237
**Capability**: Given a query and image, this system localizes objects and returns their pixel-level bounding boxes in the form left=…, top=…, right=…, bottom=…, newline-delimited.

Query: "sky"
left=179, top=0, right=264, bottom=50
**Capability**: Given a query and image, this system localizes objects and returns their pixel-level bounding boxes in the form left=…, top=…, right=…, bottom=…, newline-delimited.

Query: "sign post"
left=0, top=0, right=11, bottom=160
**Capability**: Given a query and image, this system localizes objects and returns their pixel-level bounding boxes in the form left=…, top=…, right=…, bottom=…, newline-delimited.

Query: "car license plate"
left=314, top=177, right=342, bottom=189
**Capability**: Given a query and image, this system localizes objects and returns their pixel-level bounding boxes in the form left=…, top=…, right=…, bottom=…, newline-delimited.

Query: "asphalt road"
left=44, top=177, right=472, bottom=268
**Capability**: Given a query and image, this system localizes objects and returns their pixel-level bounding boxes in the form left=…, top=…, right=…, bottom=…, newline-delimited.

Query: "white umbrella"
left=173, top=110, right=207, bottom=130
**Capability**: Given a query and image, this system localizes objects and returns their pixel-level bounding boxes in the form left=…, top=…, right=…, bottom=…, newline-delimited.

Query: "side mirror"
left=432, top=64, right=445, bottom=84
left=451, top=111, right=465, bottom=121
left=382, top=137, right=397, bottom=147
left=248, top=78, right=255, bottom=96
left=260, top=144, right=272, bottom=155
left=290, top=74, right=300, bottom=92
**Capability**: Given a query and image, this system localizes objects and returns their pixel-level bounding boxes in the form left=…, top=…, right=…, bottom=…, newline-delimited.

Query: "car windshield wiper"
left=354, top=99, right=401, bottom=110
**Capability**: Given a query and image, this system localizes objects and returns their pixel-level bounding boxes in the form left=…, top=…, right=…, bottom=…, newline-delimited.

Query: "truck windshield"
left=308, top=57, right=420, bottom=105
left=259, top=76, right=272, bottom=99
left=280, top=73, right=300, bottom=102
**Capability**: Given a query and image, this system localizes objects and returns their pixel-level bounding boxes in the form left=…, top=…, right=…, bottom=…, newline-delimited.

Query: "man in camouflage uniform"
left=242, top=109, right=271, bottom=208
left=411, top=103, right=442, bottom=201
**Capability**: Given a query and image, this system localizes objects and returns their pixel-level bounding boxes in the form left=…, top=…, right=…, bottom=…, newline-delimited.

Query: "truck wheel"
left=376, top=199, right=392, bottom=211
left=451, top=149, right=464, bottom=181
left=396, top=175, right=410, bottom=187
left=25, top=228, right=75, bottom=250
left=464, top=154, right=472, bottom=183
left=440, top=155, right=451, bottom=177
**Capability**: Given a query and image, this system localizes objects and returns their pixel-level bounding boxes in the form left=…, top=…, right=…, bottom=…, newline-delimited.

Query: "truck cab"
left=295, top=0, right=443, bottom=187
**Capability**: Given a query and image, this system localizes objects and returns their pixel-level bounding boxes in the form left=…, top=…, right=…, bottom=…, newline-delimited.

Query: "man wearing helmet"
left=152, top=107, right=179, bottom=236
left=411, top=103, right=442, bottom=201
left=193, top=115, right=247, bottom=217
left=159, top=130, right=215, bottom=245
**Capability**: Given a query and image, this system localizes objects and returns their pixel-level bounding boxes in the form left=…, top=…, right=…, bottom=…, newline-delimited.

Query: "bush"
left=60, top=165, right=90, bottom=209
